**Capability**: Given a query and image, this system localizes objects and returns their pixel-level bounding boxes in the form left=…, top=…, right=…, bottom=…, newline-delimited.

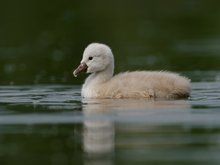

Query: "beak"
left=73, top=62, right=88, bottom=77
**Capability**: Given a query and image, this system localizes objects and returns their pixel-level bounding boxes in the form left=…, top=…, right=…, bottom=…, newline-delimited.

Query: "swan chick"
left=73, top=43, right=191, bottom=99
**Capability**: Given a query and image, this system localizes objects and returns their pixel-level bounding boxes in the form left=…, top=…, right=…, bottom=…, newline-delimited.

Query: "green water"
left=1, top=1, right=220, bottom=165
left=0, top=83, right=220, bottom=165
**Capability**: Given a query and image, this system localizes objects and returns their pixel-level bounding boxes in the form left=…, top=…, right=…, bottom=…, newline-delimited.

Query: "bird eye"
left=88, top=57, right=93, bottom=60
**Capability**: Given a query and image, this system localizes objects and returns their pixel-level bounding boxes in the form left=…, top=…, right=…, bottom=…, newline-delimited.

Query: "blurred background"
left=1, top=0, right=220, bottom=85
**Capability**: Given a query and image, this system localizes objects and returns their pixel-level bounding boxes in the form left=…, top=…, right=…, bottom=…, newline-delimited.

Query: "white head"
left=73, top=43, right=114, bottom=77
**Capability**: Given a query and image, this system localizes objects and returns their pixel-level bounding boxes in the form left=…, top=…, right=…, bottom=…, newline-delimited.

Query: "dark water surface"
left=0, top=81, right=220, bottom=165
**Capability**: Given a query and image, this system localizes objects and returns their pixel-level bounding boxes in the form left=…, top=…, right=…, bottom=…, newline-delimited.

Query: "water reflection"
left=81, top=98, right=220, bottom=164
left=82, top=98, right=190, bottom=164
left=83, top=99, right=115, bottom=165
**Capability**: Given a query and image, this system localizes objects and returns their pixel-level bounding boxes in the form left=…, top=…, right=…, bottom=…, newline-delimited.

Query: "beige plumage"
left=73, top=43, right=191, bottom=99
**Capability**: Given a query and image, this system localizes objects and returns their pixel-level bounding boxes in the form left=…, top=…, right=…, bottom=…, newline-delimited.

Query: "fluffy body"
left=82, top=71, right=190, bottom=99
left=74, top=43, right=191, bottom=99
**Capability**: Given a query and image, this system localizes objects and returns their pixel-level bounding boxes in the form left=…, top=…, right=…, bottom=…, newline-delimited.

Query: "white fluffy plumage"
left=73, top=43, right=191, bottom=99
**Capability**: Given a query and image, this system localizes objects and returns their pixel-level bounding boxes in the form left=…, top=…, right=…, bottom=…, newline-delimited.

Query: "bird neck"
left=94, top=65, right=114, bottom=83
left=87, top=62, right=114, bottom=85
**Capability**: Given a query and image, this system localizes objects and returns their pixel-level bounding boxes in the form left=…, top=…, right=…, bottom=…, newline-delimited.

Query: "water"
left=0, top=81, right=220, bottom=165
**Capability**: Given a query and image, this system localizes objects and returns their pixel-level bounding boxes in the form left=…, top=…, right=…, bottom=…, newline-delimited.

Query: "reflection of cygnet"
left=82, top=98, right=190, bottom=155
left=83, top=121, right=114, bottom=154
left=83, top=101, right=114, bottom=154
left=73, top=43, right=191, bottom=99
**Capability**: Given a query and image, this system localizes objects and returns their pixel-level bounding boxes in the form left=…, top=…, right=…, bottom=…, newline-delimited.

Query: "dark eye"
left=88, top=56, right=93, bottom=60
